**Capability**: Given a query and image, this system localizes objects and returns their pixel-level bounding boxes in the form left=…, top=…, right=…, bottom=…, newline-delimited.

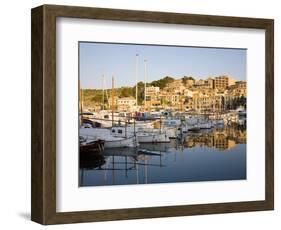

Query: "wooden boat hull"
left=80, top=140, right=105, bottom=153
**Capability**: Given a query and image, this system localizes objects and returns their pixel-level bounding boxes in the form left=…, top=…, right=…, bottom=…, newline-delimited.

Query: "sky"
left=79, top=42, right=246, bottom=89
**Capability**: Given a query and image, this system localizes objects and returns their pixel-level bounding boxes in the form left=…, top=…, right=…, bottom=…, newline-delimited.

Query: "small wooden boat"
left=80, top=136, right=105, bottom=153
left=187, top=125, right=201, bottom=132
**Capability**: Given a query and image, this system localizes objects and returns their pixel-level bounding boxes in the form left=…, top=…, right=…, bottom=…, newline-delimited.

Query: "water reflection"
left=79, top=125, right=246, bottom=186
left=185, top=125, right=246, bottom=150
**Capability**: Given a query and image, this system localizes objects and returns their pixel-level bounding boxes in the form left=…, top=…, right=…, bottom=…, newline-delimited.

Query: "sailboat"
left=110, top=125, right=170, bottom=143
left=80, top=76, right=138, bottom=148
left=80, top=127, right=137, bottom=148
left=79, top=136, right=105, bottom=153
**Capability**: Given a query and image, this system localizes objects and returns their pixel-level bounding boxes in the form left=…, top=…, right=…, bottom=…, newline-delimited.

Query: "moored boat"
left=80, top=127, right=137, bottom=148
left=137, top=132, right=170, bottom=143
left=110, top=126, right=171, bottom=143
left=80, top=137, right=105, bottom=153
left=187, top=124, right=201, bottom=132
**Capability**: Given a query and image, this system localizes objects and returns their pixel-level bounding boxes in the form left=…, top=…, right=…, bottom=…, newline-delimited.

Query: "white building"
left=117, top=97, right=136, bottom=111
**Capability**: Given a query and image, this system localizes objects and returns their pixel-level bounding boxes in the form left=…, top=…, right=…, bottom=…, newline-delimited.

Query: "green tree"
left=119, top=87, right=133, bottom=97
left=150, top=76, right=174, bottom=89
left=182, top=76, right=194, bottom=85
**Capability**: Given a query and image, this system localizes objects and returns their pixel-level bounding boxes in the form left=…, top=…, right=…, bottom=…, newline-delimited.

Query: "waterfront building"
left=146, top=86, right=160, bottom=94
left=92, top=75, right=245, bottom=113
left=183, top=88, right=194, bottom=97
left=184, top=96, right=194, bottom=110
left=214, top=75, right=236, bottom=90
left=145, top=86, right=161, bottom=108
left=193, top=77, right=214, bottom=89
left=225, top=81, right=247, bottom=109
left=207, top=77, right=215, bottom=89
left=160, top=91, right=185, bottom=110
left=108, top=95, right=118, bottom=110
left=195, top=79, right=205, bottom=86
left=227, top=81, right=247, bottom=98
left=214, top=90, right=226, bottom=111
left=169, top=93, right=181, bottom=105
left=117, top=97, right=136, bottom=111
left=191, top=89, right=226, bottom=111
left=192, top=90, right=211, bottom=111
left=165, top=79, right=185, bottom=94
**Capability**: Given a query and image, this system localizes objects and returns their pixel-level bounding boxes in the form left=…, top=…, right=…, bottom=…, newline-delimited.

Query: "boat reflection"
left=79, top=124, right=246, bottom=186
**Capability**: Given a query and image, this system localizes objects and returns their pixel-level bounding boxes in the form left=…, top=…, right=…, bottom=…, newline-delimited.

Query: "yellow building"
left=225, top=81, right=247, bottom=109
left=108, top=96, right=118, bottom=110
left=228, top=81, right=247, bottom=98
left=165, top=79, right=185, bottom=93
left=214, top=75, right=236, bottom=90
left=191, top=89, right=226, bottom=111
left=145, top=86, right=161, bottom=108
left=194, top=77, right=214, bottom=89
left=146, top=86, right=160, bottom=95
left=117, top=97, right=136, bottom=111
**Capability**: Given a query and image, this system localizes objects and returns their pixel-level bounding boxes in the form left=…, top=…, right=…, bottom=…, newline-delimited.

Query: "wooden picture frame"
left=31, top=4, right=274, bottom=225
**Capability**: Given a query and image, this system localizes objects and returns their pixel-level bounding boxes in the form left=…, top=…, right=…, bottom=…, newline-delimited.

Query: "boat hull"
left=80, top=140, right=105, bottom=153
left=104, top=136, right=137, bottom=148
left=80, top=127, right=137, bottom=148
left=137, top=133, right=170, bottom=143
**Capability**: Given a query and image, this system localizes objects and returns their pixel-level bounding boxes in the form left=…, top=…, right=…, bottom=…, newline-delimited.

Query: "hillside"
left=81, top=76, right=176, bottom=108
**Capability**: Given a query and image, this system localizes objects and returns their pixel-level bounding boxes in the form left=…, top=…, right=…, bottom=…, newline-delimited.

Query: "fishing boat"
left=236, top=107, right=247, bottom=117
left=79, top=136, right=105, bottom=153
left=136, top=126, right=177, bottom=139
left=162, top=119, right=181, bottom=127
left=186, top=116, right=213, bottom=129
left=80, top=127, right=137, bottom=148
left=134, top=112, right=158, bottom=121
left=111, top=126, right=170, bottom=143
left=211, top=119, right=225, bottom=127
left=161, top=118, right=184, bottom=138
left=187, top=124, right=201, bottom=132
left=104, top=135, right=137, bottom=148
left=137, top=132, right=170, bottom=143
left=198, top=121, right=212, bottom=129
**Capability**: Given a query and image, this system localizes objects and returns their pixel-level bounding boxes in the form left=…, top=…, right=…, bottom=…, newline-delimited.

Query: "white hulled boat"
left=137, top=132, right=170, bottom=143
left=186, top=116, right=213, bottom=130
left=110, top=126, right=170, bottom=143
left=80, top=127, right=137, bottom=148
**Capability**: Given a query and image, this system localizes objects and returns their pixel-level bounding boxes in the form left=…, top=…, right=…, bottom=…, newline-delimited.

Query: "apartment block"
left=214, top=75, right=236, bottom=90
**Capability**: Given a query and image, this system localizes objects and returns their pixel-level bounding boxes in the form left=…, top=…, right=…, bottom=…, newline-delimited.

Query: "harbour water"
left=79, top=125, right=246, bottom=187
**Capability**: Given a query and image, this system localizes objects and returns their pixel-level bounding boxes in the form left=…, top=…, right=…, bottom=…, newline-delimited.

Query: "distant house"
left=108, top=96, right=118, bottom=110
left=214, top=75, right=236, bottom=90
left=146, top=86, right=161, bottom=108
left=194, top=77, right=214, bottom=89
left=117, top=97, right=136, bottom=111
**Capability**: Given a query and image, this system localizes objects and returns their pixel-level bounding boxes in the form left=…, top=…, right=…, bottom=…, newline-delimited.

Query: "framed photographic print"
left=31, top=4, right=274, bottom=224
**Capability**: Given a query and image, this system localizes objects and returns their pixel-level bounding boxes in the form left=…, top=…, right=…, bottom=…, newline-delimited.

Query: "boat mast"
left=104, top=77, right=109, bottom=108
left=135, top=54, right=139, bottom=107
left=79, top=79, right=83, bottom=126
left=102, top=74, right=105, bottom=110
left=111, top=76, right=115, bottom=127
left=145, top=157, right=148, bottom=184
left=144, top=59, right=147, bottom=110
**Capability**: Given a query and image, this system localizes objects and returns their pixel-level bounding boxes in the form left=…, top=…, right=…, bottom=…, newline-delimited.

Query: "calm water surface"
left=79, top=125, right=246, bottom=186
